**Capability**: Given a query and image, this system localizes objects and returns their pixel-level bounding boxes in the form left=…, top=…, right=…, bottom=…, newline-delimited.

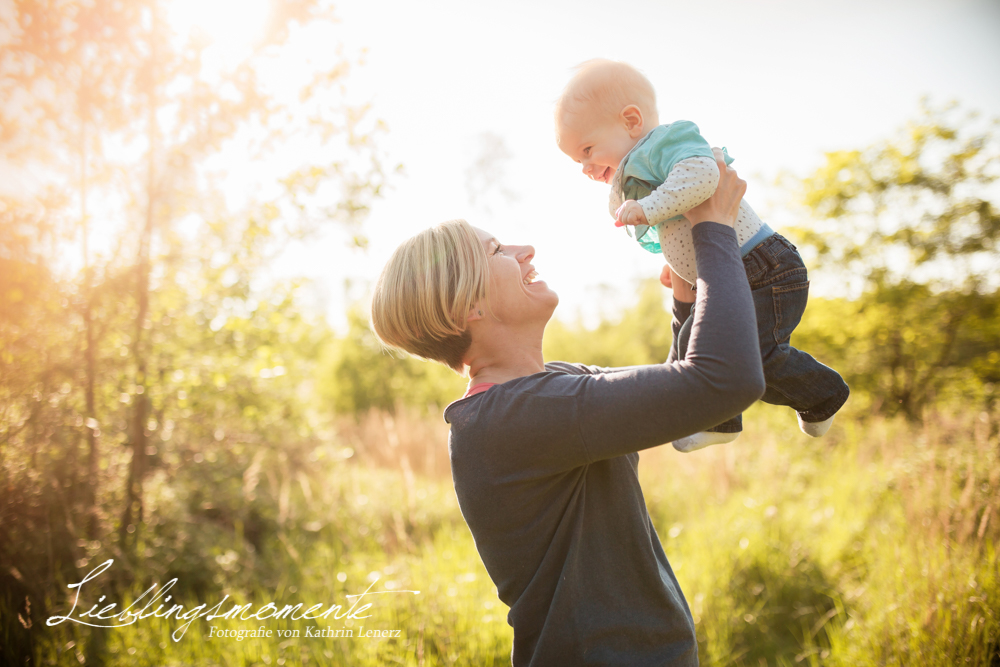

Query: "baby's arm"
left=615, top=156, right=721, bottom=227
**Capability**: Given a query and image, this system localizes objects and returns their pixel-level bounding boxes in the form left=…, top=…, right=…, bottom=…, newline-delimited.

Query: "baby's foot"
left=798, top=413, right=835, bottom=437
left=673, top=431, right=740, bottom=453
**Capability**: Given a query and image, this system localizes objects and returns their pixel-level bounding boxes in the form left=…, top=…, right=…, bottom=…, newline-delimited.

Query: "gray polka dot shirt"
left=609, top=156, right=766, bottom=284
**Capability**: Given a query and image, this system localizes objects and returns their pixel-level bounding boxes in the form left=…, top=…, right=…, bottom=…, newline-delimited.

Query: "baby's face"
left=557, top=111, right=640, bottom=184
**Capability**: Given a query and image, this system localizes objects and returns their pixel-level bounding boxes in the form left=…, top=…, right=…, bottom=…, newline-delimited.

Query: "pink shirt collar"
left=463, top=382, right=497, bottom=398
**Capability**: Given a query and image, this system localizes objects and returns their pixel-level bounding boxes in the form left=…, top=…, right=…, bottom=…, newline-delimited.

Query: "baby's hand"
left=614, top=200, right=648, bottom=228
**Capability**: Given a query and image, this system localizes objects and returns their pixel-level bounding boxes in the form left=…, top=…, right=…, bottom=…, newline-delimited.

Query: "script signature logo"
left=46, top=559, right=419, bottom=641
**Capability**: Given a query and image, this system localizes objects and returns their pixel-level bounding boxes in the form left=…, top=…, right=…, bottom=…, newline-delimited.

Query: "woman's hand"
left=659, top=264, right=672, bottom=289
left=684, top=147, right=746, bottom=228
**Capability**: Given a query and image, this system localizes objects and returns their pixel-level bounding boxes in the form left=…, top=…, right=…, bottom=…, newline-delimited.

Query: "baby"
left=555, top=59, right=849, bottom=452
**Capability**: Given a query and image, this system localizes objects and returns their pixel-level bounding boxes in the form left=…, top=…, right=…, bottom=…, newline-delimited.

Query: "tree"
left=790, top=102, right=1000, bottom=419
left=542, top=279, right=674, bottom=369
left=320, top=308, right=467, bottom=415
left=0, top=1, right=389, bottom=661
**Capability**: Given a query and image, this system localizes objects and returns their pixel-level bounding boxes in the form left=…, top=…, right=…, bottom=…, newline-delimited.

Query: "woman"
left=370, top=155, right=764, bottom=666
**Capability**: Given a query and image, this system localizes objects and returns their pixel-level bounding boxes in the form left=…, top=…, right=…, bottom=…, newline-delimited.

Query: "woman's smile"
left=472, top=226, right=558, bottom=322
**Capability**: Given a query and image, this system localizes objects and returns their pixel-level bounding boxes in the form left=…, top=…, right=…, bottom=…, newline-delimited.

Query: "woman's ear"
left=621, top=105, right=644, bottom=137
left=466, top=303, right=485, bottom=322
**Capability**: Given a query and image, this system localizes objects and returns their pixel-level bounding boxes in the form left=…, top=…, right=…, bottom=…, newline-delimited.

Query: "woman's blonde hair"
left=555, top=59, right=658, bottom=131
left=370, top=219, right=489, bottom=372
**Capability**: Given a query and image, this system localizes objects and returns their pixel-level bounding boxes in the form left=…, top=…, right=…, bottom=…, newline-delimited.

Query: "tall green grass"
left=30, top=405, right=1000, bottom=666
left=638, top=405, right=999, bottom=666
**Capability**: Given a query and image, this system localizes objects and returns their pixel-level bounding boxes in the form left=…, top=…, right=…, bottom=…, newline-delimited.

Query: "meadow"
left=30, top=402, right=999, bottom=667
left=3, top=3, right=998, bottom=664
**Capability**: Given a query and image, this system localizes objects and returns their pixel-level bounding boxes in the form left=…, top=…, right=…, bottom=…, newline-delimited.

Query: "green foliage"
left=792, top=291, right=1000, bottom=416
left=0, top=1, right=390, bottom=664
left=642, top=404, right=1000, bottom=666
left=542, top=279, right=674, bottom=368
left=318, top=309, right=466, bottom=415
left=3, top=5, right=999, bottom=661
left=319, top=271, right=998, bottom=422
left=15, top=407, right=999, bottom=666
left=0, top=205, right=335, bottom=600
left=794, top=102, right=999, bottom=290
left=790, top=102, right=1000, bottom=420
left=315, top=279, right=676, bottom=416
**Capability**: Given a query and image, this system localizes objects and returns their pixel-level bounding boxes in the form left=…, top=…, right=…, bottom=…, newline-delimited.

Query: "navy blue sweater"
left=444, top=223, right=765, bottom=666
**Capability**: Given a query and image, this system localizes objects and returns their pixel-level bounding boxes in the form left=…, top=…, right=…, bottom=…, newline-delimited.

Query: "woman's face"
left=474, top=226, right=558, bottom=327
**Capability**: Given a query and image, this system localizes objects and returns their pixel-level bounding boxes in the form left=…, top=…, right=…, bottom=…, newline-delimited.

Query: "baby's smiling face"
left=556, top=106, right=646, bottom=185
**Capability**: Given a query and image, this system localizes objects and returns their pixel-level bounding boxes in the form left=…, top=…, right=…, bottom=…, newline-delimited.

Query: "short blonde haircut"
left=555, top=59, right=658, bottom=132
left=370, top=219, right=489, bottom=373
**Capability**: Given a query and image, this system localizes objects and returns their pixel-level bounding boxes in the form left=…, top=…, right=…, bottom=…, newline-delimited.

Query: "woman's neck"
left=466, top=333, right=546, bottom=387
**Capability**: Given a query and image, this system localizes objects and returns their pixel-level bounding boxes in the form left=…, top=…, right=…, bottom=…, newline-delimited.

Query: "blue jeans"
left=673, top=233, right=850, bottom=433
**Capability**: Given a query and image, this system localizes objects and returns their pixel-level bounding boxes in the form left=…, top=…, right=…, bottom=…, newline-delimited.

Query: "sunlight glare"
left=167, top=0, right=271, bottom=58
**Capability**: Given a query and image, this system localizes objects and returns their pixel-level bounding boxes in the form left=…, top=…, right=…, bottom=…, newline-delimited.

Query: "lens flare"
left=167, top=0, right=271, bottom=58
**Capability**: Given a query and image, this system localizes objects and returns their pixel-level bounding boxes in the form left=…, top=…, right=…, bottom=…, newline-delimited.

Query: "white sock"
left=798, top=414, right=835, bottom=437
left=673, top=431, right=740, bottom=453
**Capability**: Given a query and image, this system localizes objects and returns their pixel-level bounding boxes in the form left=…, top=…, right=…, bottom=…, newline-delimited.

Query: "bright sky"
left=264, top=0, right=1000, bottom=329
left=14, top=0, right=997, bottom=329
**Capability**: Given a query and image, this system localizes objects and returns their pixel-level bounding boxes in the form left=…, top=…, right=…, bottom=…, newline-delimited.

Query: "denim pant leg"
left=745, top=235, right=850, bottom=423
left=675, top=303, right=744, bottom=434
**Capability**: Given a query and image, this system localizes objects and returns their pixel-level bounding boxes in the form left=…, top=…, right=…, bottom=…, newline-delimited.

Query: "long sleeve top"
left=443, top=222, right=766, bottom=666
left=608, top=122, right=773, bottom=284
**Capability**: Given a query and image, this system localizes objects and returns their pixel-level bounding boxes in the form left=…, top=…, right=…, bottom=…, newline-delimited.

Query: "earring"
left=478, top=310, right=483, bottom=316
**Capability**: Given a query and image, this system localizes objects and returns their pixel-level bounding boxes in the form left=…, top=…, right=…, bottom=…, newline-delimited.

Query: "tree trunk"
left=120, top=17, right=158, bottom=551
left=80, top=96, right=101, bottom=539
left=119, top=160, right=153, bottom=550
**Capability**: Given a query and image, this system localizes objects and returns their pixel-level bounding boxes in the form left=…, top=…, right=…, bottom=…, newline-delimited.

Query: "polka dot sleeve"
left=638, top=156, right=719, bottom=226
left=660, top=199, right=766, bottom=285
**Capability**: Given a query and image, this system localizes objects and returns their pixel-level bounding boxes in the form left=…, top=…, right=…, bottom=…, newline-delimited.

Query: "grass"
left=30, top=404, right=1000, bottom=666
left=638, top=404, right=999, bottom=666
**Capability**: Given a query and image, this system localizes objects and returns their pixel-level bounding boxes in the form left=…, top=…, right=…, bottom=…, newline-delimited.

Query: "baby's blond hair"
left=555, top=59, right=658, bottom=132
left=370, top=219, right=489, bottom=373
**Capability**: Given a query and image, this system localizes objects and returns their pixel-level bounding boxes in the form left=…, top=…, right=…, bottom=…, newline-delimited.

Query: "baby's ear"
left=621, top=105, right=644, bottom=136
